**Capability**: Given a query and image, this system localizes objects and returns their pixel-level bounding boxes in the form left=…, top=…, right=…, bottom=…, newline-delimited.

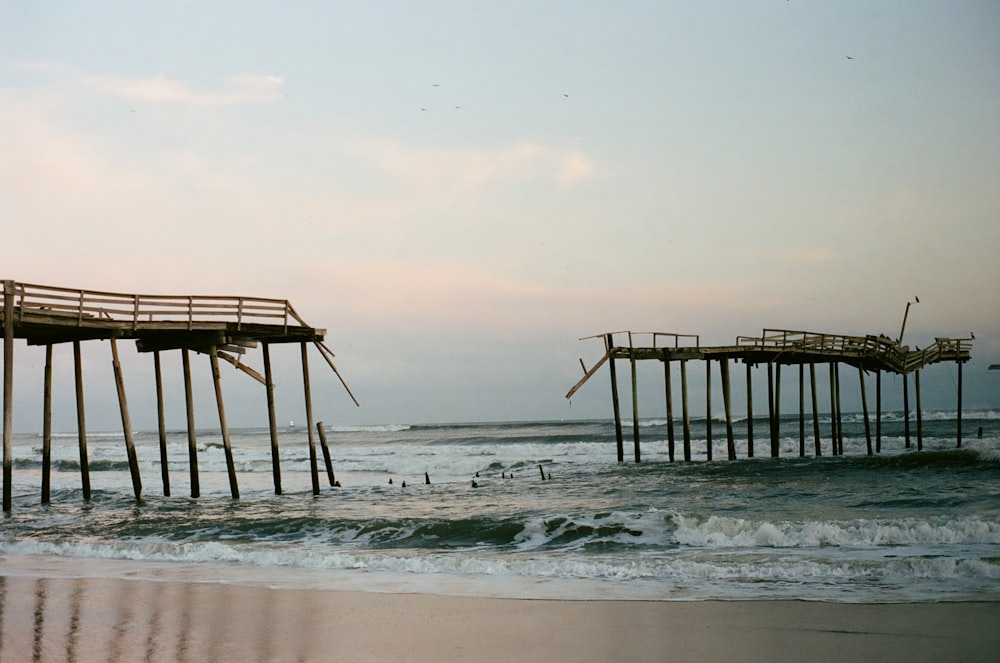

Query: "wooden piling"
left=262, top=343, right=282, bottom=495
left=182, top=348, right=200, bottom=498
left=316, top=421, right=335, bottom=486
left=73, top=341, right=91, bottom=500
left=664, top=359, right=675, bottom=462
left=3, top=281, right=14, bottom=512
left=209, top=346, right=239, bottom=499
left=705, top=360, right=713, bottom=461
left=607, top=335, right=624, bottom=463
left=111, top=338, right=142, bottom=500
left=956, top=359, right=963, bottom=448
left=301, top=342, right=320, bottom=496
left=834, top=363, right=843, bottom=455
left=153, top=351, right=170, bottom=496
left=774, top=363, right=781, bottom=457
left=681, top=359, right=691, bottom=461
left=858, top=367, right=872, bottom=455
left=915, top=369, right=923, bottom=451
left=798, top=364, right=805, bottom=457
left=767, top=363, right=779, bottom=458
left=809, top=363, right=821, bottom=456
left=630, top=351, right=640, bottom=463
left=721, top=358, right=735, bottom=460
left=828, top=363, right=837, bottom=456
left=876, top=369, right=882, bottom=453
left=746, top=362, right=754, bottom=458
left=903, top=372, right=911, bottom=449
left=41, top=344, right=53, bottom=504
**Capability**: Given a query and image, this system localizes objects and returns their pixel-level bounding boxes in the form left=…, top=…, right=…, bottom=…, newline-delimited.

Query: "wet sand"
left=0, top=574, right=996, bottom=662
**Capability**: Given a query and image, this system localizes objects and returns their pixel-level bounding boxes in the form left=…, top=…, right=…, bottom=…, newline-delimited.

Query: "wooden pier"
left=1, top=280, right=357, bottom=512
left=567, top=329, right=973, bottom=463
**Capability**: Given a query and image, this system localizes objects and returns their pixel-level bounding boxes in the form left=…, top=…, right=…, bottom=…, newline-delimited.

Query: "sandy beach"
left=0, top=573, right=995, bottom=663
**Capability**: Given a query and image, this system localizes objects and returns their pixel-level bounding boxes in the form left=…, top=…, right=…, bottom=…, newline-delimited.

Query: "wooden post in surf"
left=663, top=359, right=675, bottom=462
left=630, top=350, right=640, bottom=463
left=705, top=359, right=712, bottom=461
left=773, top=363, right=781, bottom=457
left=1, top=281, right=11, bottom=512
left=721, top=357, right=735, bottom=460
left=182, top=348, right=200, bottom=498
left=915, top=369, right=923, bottom=451
left=746, top=362, right=754, bottom=458
left=111, top=338, right=142, bottom=500
left=766, top=363, right=776, bottom=457
left=956, top=359, right=963, bottom=448
left=41, top=344, right=53, bottom=504
left=301, top=342, right=320, bottom=495
left=316, top=421, right=335, bottom=486
left=902, top=372, right=911, bottom=449
left=834, top=363, right=843, bottom=455
left=209, top=345, right=239, bottom=499
left=875, top=369, right=882, bottom=453
left=73, top=340, right=92, bottom=500
left=680, top=359, right=691, bottom=461
left=154, top=351, right=170, bottom=496
left=798, top=364, right=805, bottom=457
left=810, top=363, right=821, bottom=456
left=262, top=343, right=282, bottom=494
left=858, top=366, right=872, bottom=455
left=606, top=335, right=624, bottom=463
left=828, top=363, right=837, bottom=456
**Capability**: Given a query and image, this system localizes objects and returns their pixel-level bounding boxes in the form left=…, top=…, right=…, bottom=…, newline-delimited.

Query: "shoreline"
left=1, top=572, right=997, bottom=662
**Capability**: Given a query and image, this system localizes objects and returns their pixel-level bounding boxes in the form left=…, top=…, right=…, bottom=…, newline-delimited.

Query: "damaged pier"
left=1, top=280, right=357, bottom=512
left=567, top=329, right=973, bottom=463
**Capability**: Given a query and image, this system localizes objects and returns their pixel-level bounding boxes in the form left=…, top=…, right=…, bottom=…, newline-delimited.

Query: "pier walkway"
left=2, top=280, right=357, bottom=511
left=567, top=329, right=972, bottom=463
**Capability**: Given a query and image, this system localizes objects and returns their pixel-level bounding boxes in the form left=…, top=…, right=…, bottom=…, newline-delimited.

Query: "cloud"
left=81, top=72, right=285, bottom=106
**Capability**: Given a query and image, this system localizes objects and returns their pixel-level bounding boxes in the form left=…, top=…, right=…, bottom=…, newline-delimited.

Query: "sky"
left=2, top=1, right=999, bottom=432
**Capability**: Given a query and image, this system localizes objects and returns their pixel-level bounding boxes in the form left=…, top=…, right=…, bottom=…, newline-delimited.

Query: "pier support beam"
left=809, top=363, right=821, bottom=456
left=263, top=343, right=282, bottom=495
left=834, top=363, right=843, bottom=455
left=154, top=351, right=170, bottom=496
left=3, top=281, right=14, bottom=512
left=903, top=372, right=911, bottom=449
left=301, top=342, right=320, bottom=495
left=42, top=345, right=53, bottom=504
left=630, top=351, right=640, bottom=463
left=73, top=341, right=91, bottom=500
left=664, top=360, right=675, bottom=462
left=956, top=360, right=963, bottom=448
left=915, top=369, right=923, bottom=451
left=111, top=338, right=142, bottom=501
left=317, top=421, right=336, bottom=486
left=746, top=363, right=754, bottom=458
left=876, top=370, right=882, bottom=453
left=705, top=360, right=713, bottom=461
left=721, top=358, right=735, bottom=460
left=607, top=336, right=624, bottom=463
left=209, top=345, right=239, bottom=499
left=828, top=363, right=837, bottom=456
left=182, top=348, right=200, bottom=498
left=798, top=364, right=805, bottom=457
left=859, top=367, right=872, bottom=455
left=681, top=360, right=691, bottom=461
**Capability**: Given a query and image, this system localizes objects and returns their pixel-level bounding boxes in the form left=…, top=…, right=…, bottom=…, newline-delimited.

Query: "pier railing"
left=5, top=281, right=310, bottom=332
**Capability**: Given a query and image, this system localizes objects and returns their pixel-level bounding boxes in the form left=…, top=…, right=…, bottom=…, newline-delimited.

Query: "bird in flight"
left=845, top=56, right=854, bottom=60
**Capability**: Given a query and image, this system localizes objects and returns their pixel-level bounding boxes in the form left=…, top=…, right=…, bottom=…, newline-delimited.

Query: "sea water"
left=1, top=413, right=998, bottom=602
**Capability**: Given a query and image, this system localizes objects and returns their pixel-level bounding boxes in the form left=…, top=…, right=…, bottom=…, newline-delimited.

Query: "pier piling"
left=317, top=422, right=335, bottom=487
left=73, top=341, right=91, bottom=500
left=209, top=346, right=239, bottom=499
left=302, top=342, right=320, bottom=496
left=182, top=348, right=200, bottom=498
left=41, top=344, right=52, bottom=504
left=111, top=338, right=142, bottom=500
left=154, top=351, right=170, bottom=496
left=262, top=343, right=282, bottom=495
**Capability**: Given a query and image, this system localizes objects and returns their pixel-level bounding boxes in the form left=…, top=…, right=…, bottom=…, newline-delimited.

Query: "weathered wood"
left=903, top=372, right=911, bottom=449
left=301, top=342, right=320, bottom=495
left=153, top=351, right=170, bottom=496
left=182, top=348, right=200, bottom=498
left=317, top=421, right=335, bottom=486
left=859, top=367, right=872, bottom=455
left=766, top=363, right=777, bottom=458
left=42, top=344, right=53, bottom=504
left=746, top=362, right=754, bottom=458
left=73, top=340, right=91, bottom=500
left=664, top=360, right=675, bottom=462
left=774, top=363, right=781, bottom=457
left=705, top=359, right=712, bottom=461
left=262, top=343, right=282, bottom=495
left=216, top=350, right=266, bottom=385
left=721, top=358, right=735, bottom=460
left=956, top=360, right=963, bottom=448
left=2, top=281, right=13, bottom=512
left=630, top=351, right=640, bottom=463
left=111, top=338, right=142, bottom=500
left=876, top=369, right=882, bottom=453
left=834, top=363, right=843, bottom=455
left=209, top=345, right=239, bottom=499
left=915, top=369, right=923, bottom=451
left=798, top=364, right=805, bottom=457
left=810, top=363, right=821, bottom=456
left=681, top=360, right=691, bottom=461
left=828, top=363, right=837, bottom=456
left=608, top=335, right=624, bottom=463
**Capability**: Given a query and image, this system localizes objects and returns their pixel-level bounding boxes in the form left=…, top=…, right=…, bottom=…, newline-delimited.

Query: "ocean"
left=2, top=412, right=999, bottom=603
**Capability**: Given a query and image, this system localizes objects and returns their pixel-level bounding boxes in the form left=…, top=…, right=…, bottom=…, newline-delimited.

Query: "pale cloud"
left=81, top=72, right=285, bottom=106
